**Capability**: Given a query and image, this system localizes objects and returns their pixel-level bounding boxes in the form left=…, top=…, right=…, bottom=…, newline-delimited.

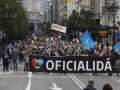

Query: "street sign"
left=98, top=31, right=108, bottom=37
left=51, top=23, right=66, bottom=33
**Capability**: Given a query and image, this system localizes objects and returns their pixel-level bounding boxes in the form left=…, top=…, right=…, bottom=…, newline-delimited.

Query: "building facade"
left=57, top=0, right=67, bottom=22
left=22, top=0, right=45, bottom=22
left=90, top=0, right=120, bottom=44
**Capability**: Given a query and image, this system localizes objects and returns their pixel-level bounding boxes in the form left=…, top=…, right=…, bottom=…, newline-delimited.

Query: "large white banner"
left=51, top=23, right=66, bottom=33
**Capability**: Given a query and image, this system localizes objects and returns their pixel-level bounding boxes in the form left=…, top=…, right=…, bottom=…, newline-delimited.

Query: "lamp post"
left=102, top=1, right=120, bottom=44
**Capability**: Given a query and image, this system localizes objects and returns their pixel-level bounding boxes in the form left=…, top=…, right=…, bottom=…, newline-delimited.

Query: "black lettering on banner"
left=29, top=56, right=120, bottom=73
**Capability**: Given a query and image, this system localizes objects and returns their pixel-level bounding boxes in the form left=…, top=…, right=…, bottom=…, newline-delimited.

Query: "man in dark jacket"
left=11, top=49, right=18, bottom=70
left=102, top=83, right=113, bottom=90
left=3, top=53, right=9, bottom=71
left=83, top=80, right=97, bottom=90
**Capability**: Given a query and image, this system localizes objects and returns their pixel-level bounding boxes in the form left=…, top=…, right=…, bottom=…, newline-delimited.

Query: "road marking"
left=0, top=75, right=70, bottom=79
left=0, top=71, right=13, bottom=75
left=71, top=74, right=86, bottom=88
left=89, top=73, right=94, bottom=78
left=68, top=74, right=84, bottom=89
left=50, top=83, right=62, bottom=90
left=25, top=72, right=32, bottom=90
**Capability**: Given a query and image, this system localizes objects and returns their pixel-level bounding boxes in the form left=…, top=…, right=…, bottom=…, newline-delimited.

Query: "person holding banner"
left=92, top=43, right=100, bottom=76
left=24, top=53, right=29, bottom=72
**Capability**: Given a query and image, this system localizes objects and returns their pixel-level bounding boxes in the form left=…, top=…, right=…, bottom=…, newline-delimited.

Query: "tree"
left=79, top=9, right=97, bottom=32
left=59, top=19, right=67, bottom=26
left=0, top=0, right=29, bottom=42
left=66, top=9, right=97, bottom=40
left=67, top=10, right=81, bottom=40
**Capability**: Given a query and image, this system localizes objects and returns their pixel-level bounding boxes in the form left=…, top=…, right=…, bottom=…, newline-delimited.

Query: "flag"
left=80, top=31, right=95, bottom=50
left=67, top=0, right=72, bottom=3
left=113, top=42, right=120, bottom=55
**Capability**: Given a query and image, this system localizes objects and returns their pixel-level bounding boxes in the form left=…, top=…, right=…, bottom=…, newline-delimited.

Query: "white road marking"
left=89, top=73, right=94, bottom=78
left=68, top=74, right=84, bottom=89
left=0, top=71, right=13, bottom=75
left=50, top=83, right=62, bottom=90
left=0, top=75, right=70, bottom=79
left=25, top=72, right=32, bottom=90
left=71, top=74, right=86, bottom=88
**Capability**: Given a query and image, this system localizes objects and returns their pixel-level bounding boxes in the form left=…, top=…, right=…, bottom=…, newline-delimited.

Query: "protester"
left=24, top=54, right=29, bottom=72
left=19, top=49, right=24, bottom=64
left=83, top=79, right=96, bottom=90
left=11, top=49, right=18, bottom=70
left=2, top=35, right=120, bottom=77
left=102, top=83, right=113, bottom=90
left=2, top=53, right=9, bottom=72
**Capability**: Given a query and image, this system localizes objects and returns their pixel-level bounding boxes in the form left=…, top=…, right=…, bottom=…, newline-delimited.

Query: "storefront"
left=97, top=26, right=118, bottom=45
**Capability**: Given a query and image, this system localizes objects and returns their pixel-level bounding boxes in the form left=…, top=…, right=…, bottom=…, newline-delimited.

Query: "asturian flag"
left=80, top=31, right=95, bottom=50
left=113, top=42, right=120, bottom=55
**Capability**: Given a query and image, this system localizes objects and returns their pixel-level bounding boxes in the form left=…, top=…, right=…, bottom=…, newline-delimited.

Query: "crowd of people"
left=1, top=34, right=119, bottom=71
left=0, top=35, right=120, bottom=90
left=0, top=35, right=120, bottom=73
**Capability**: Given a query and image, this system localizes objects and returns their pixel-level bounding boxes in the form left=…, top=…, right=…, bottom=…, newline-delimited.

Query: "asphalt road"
left=0, top=64, right=120, bottom=90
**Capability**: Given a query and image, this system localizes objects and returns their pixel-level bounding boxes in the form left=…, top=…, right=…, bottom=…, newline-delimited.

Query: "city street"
left=0, top=64, right=120, bottom=90
left=1, top=0, right=120, bottom=90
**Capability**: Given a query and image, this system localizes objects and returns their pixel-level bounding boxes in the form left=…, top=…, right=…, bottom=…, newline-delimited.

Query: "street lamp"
left=102, top=2, right=120, bottom=44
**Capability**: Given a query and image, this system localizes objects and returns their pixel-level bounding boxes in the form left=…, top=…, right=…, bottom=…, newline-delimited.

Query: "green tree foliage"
left=67, top=9, right=97, bottom=33
left=59, top=19, right=67, bottom=27
left=0, top=0, right=29, bottom=41
left=79, top=9, right=97, bottom=32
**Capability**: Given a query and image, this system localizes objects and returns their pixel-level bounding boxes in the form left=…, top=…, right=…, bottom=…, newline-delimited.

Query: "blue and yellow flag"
left=80, top=31, right=95, bottom=50
left=113, top=42, right=120, bottom=55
